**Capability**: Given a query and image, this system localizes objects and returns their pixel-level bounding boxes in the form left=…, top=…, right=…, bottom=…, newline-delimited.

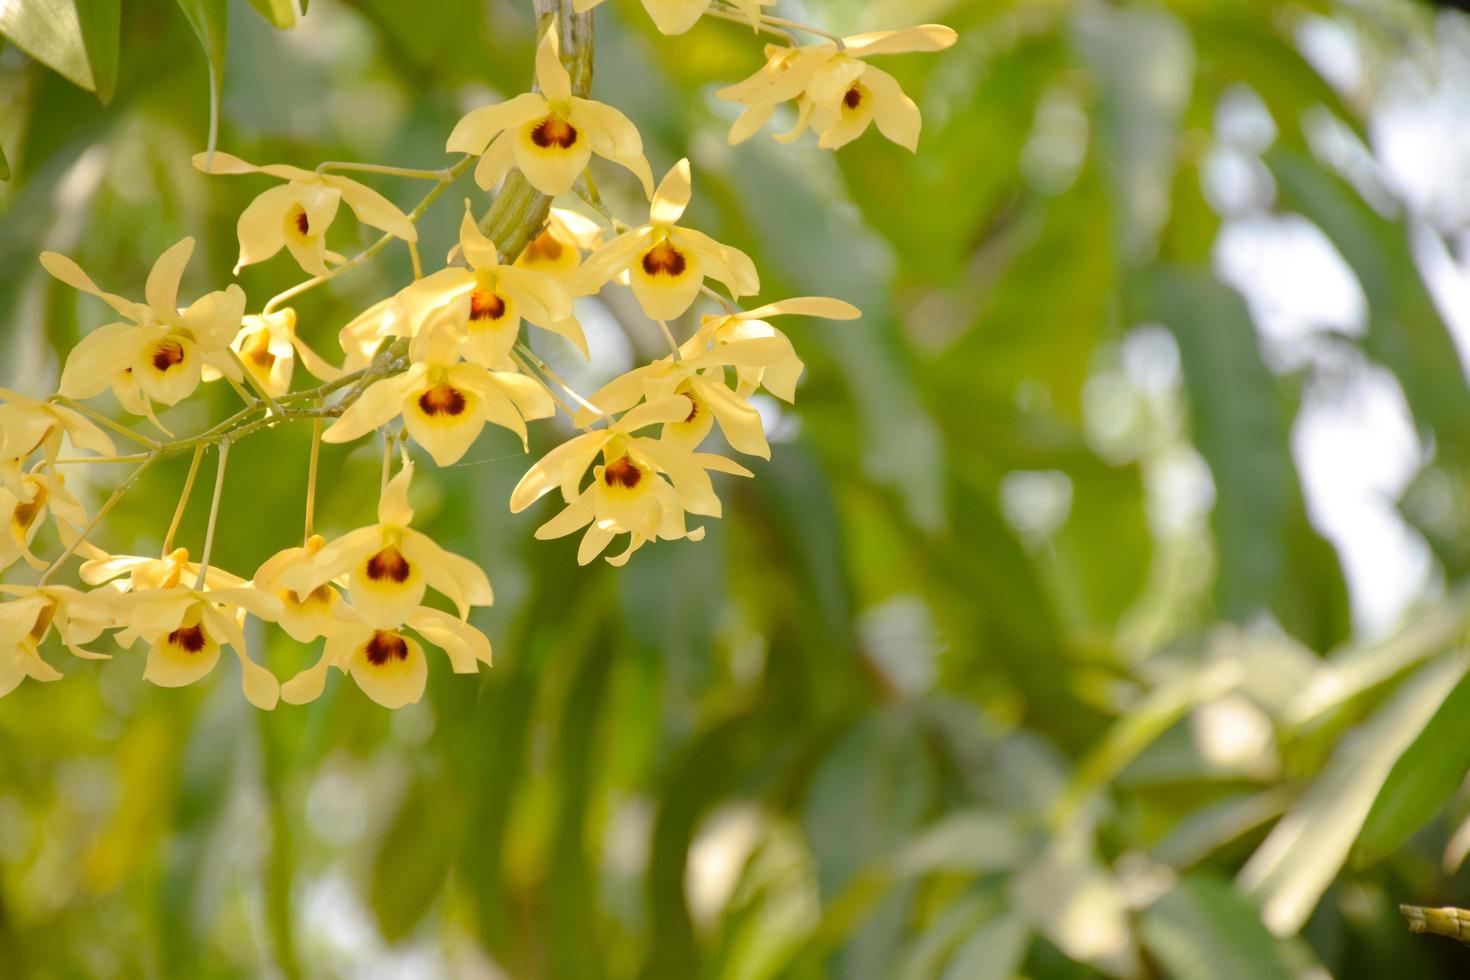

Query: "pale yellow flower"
left=446, top=25, right=654, bottom=197
left=323, top=317, right=555, bottom=464
left=568, top=159, right=759, bottom=321
left=573, top=0, right=769, bottom=35
left=0, top=388, right=115, bottom=489
left=277, top=462, right=493, bottom=630
left=113, top=582, right=283, bottom=709
left=85, top=551, right=280, bottom=708
left=717, top=26, right=958, bottom=151
left=515, top=207, right=603, bottom=282
left=193, top=151, right=419, bottom=277
left=403, top=203, right=587, bottom=364
left=511, top=396, right=751, bottom=565
left=0, top=585, right=118, bottom=698
left=574, top=338, right=793, bottom=458
left=281, top=604, right=492, bottom=709
left=689, top=296, right=860, bottom=400
left=254, top=535, right=348, bottom=643
left=0, top=468, right=88, bottom=572
left=45, top=238, right=246, bottom=420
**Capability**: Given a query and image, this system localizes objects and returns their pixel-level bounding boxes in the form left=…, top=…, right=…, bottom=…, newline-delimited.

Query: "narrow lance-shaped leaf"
left=173, top=0, right=228, bottom=163
left=1353, top=664, right=1470, bottom=867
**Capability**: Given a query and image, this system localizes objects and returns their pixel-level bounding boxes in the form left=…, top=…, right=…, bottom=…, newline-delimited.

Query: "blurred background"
left=5, top=0, right=1470, bottom=975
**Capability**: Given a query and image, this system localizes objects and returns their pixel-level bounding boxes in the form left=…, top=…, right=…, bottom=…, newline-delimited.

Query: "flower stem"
left=656, top=320, right=682, bottom=359
left=304, top=414, right=322, bottom=542
left=230, top=349, right=286, bottom=417
left=38, top=454, right=159, bottom=585
left=52, top=396, right=161, bottom=450
left=315, top=161, right=451, bottom=181
left=194, top=438, right=231, bottom=590
left=163, top=444, right=206, bottom=554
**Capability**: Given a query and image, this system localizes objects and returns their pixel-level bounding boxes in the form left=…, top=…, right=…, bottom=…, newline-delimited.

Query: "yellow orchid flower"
left=254, top=535, right=349, bottom=643
left=113, top=582, right=283, bottom=709
left=80, top=546, right=245, bottom=593
left=277, top=462, right=493, bottom=630
left=0, top=468, right=88, bottom=572
left=511, top=395, right=751, bottom=565
left=573, top=336, right=798, bottom=457
left=689, top=295, right=860, bottom=401
left=280, top=603, right=492, bottom=709
left=0, top=585, right=119, bottom=698
left=573, top=0, right=769, bottom=35
left=717, top=25, right=958, bottom=150
left=0, top=389, right=115, bottom=482
left=515, top=207, right=604, bottom=282
left=193, top=151, right=419, bottom=277
left=82, top=548, right=280, bottom=707
left=44, top=238, right=247, bottom=419
left=446, top=25, right=654, bottom=197
left=322, top=317, right=555, bottom=464
left=568, top=159, right=759, bottom=321
left=402, top=203, right=587, bottom=364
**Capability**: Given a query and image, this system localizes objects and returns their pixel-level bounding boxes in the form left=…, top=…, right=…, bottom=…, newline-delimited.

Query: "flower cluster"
left=1, top=5, right=952, bottom=708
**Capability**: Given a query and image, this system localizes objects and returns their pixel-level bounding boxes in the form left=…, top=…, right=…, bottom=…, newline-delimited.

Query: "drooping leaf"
left=369, top=772, right=460, bottom=942
left=1240, top=650, right=1470, bottom=935
left=0, top=0, right=110, bottom=94
left=1267, top=148, right=1470, bottom=458
left=1131, top=267, right=1291, bottom=627
left=75, top=0, right=119, bottom=103
left=1354, top=666, right=1470, bottom=867
left=172, top=0, right=227, bottom=160
left=247, top=0, right=297, bottom=29
left=1141, top=876, right=1296, bottom=980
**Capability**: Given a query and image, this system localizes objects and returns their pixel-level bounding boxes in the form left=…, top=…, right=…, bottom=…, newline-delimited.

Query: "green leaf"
left=1141, top=876, right=1295, bottom=980
left=0, top=0, right=117, bottom=97
left=246, top=0, right=297, bottom=28
left=172, top=0, right=227, bottom=160
left=369, top=773, right=459, bottom=943
left=1267, top=148, right=1470, bottom=458
left=75, top=0, right=119, bottom=103
left=1131, top=267, right=1291, bottom=626
left=1241, top=650, right=1470, bottom=934
left=1354, top=667, right=1470, bottom=866
left=0, top=142, right=8, bottom=182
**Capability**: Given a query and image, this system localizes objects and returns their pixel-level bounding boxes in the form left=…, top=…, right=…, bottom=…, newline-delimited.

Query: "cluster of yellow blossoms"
left=0, top=8, right=953, bottom=709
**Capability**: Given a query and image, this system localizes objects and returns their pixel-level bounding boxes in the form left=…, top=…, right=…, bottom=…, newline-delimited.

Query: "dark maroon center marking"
left=531, top=117, right=578, bottom=149
left=151, top=340, right=186, bottom=373
left=365, top=547, right=411, bottom=583
left=469, top=289, right=506, bottom=321
left=292, top=207, right=311, bottom=235
left=365, top=631, right=409, bottom=665
left=641, top=241, right=686, bottom=278
left=168, top=625, right=207, bottom=653
left=603, top=455, right=642, bottom=489
left=844, top=86, right=863, bottom=109
left=418, top=384, right=467, bottom=417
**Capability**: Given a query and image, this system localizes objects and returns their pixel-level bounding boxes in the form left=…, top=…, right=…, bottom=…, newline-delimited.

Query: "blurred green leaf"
left=1132, top=267, right=1291, bottom=627
left=0, top=0, right=117, bottom=97
left=1268, top=148, right=1470, bottom=457
left=173, top=0, right=227, bottom=156
left=247, top=0, right=297, bottom=29
left=1140, top=876, right=1295, bottom=980
left=369, top=772, right=460, bottom=943
left=1241, top=650, right=1470, bottom=935
left=940, top=912, right=1029, bottom=980
left=76, top=0, right=119, bottom=103
left=1354, top=666, right=1470, bottom=867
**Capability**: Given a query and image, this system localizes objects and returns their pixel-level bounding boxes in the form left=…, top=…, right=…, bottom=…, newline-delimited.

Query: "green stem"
left=194, top=438, right=230, bottom=590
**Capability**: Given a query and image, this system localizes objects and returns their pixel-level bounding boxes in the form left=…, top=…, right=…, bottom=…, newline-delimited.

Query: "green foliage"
left=4, top=0, right=1470, bottom=977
